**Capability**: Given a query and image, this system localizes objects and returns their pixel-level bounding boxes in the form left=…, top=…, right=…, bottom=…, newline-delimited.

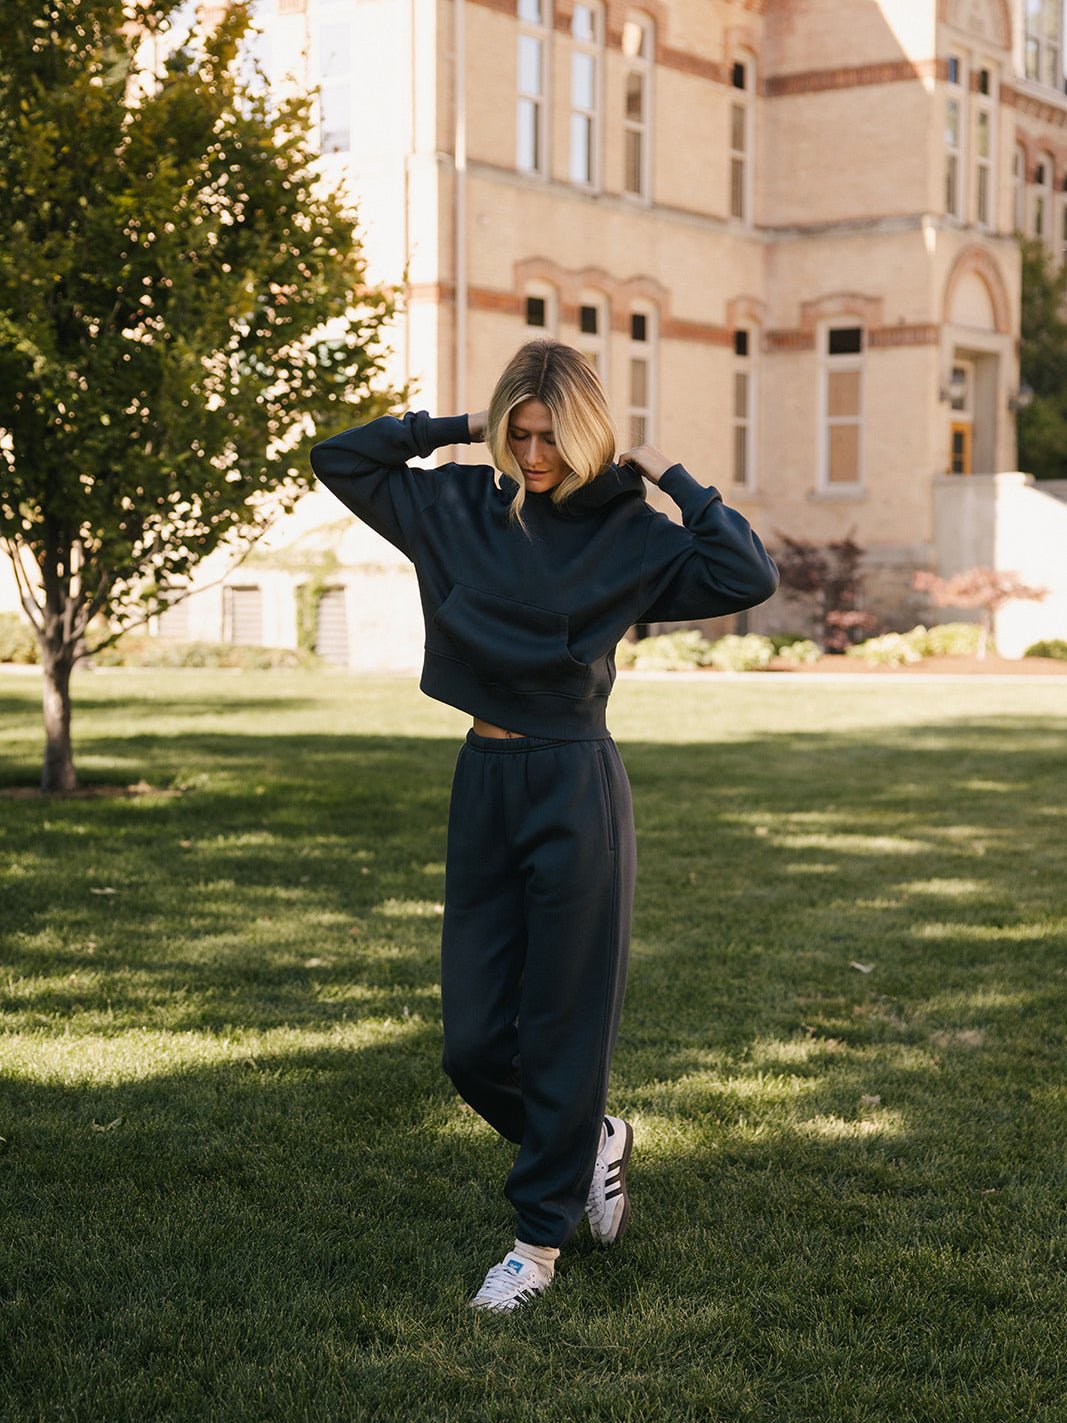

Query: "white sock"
left=512, top=1238, right=559, bottom=1278
left=598, top=1120, right=607, bottom=1153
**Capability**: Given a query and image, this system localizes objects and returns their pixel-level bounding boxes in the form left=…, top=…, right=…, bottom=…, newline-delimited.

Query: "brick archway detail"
left=942, top=245, right=1012, bottom=334
left=800, top=292, right=885, bottom=331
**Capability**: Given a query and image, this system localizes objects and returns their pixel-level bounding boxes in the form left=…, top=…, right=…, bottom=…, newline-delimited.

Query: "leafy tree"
left=772, top=531, right=876, bottom=651
left=913, top=567, right=1047, bottom=659
left=0, top=0, right=402, bottom=790
left=1017, top=236, right=1067, bottom=480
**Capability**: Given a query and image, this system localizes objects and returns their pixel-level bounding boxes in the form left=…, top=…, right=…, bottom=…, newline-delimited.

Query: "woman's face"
left=507, top=399, right=567, bottom=492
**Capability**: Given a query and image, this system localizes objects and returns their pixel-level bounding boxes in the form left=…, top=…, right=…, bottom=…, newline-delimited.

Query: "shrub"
left=629, top=630, right=715, bottom=670
left=1024, top=638, right=1067, bottom=660
left=706, top=634, right=775, bottom=672
left=773, top=638, right=821, bottom=666
left=0, top=612, right=39, bottom=664
left=767, top=632, right=813, bottom=654
left=847, top=632, right=923, bottom=667
left=89, top=638, right=319, bottom=670
left=913, top=622, right=982, bottom=658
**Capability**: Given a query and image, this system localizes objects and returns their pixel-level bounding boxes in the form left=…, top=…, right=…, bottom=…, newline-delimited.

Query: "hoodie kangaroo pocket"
left=431, top=584, right=591, bottom=697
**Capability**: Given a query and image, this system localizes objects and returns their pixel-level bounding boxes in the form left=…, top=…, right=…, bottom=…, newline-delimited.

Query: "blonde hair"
left=486, top=340, right=616, bottom=524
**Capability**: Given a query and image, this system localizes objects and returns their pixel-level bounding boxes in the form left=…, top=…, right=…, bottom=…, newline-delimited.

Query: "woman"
left=310, top=339, right=778, bottom=1311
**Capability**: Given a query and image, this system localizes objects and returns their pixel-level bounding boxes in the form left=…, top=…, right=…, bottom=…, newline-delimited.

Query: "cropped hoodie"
left=310, top=411, right=779, bottom=739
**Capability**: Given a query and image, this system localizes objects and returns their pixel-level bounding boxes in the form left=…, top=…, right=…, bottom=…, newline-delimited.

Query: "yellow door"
left=950, top=421, right=972, bottom=475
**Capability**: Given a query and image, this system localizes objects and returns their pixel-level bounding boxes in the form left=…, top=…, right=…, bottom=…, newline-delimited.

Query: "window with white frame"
left=945, top=55, right=963, bottom=218
left=1025, top=1, right=1062, bottom=89
left=729, top=57, right=752, bottom=222
left=627, top=307, right=655, bottom=446
left=1013, top=144, right=1027, bottom=231
left=577, top=293, right=608, bottom=379
left=1061, top=176, right=1067, bottom=261
left=973, top=68, right=995, bottom=229
left=517, top=0, right=549, bottom=174
left=524, top=283, right=556, bottom=333
left=821, top=325, right=864, bottom=489
left=569, top=2, right=602, bottom=186
left=317, top=17, right=351, bottom=153
left=732, top=329, right=755, bottom=489
left=622, top=13, right=653, bottom=199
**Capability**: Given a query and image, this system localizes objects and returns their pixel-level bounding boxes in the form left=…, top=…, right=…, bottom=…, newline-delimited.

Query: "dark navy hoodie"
left=310, top=411, right=779, bottom=739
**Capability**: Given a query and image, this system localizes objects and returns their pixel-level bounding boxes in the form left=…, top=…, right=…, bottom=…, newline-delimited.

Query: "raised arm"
left=310, top=410, right=475, bottom=556
left=621, top=444, right=779, bottom=623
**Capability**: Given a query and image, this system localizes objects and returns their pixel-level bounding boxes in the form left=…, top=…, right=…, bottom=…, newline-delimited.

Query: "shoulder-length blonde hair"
left=486, top=340, right=616, bottom=524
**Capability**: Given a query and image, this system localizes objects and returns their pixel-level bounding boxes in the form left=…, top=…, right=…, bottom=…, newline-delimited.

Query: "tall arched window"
left=517, top=0, right=550, bottom=176
left=732, top=327, right=756, bottom=489
left=569, top=1, right=603, bottom=188
left=524, top=281, right=557, bottom=334
left=1034, top=153, right=1055, bottom=245
left=622, top=12, right=653, bottom=200
left=729, top=55, right=754, bottom=224
left=576, top=291, right=608, bottom=383
left=627, top=304, right=656, bottom=446
left=1013, top=143, right=1027, bottom=232
left=944, top=53, right=964, bottom=219
left=820, top=323, right=864, bottom=490
left=973, top=64, right=996, bottom=230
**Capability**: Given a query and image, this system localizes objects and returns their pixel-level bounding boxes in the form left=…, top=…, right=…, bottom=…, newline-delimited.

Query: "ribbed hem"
left=420, top=652, right=610, bottom=740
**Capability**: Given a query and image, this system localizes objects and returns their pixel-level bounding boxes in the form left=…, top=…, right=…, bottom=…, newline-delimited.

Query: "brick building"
left=99, top=1, right=1067, bottom=658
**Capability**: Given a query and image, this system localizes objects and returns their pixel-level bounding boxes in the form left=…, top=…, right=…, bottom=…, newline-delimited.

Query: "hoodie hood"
left=501, top=461, right=648, bottom=516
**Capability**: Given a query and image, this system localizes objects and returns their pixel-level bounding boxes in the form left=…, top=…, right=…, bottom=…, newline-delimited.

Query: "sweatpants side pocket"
left=593, top=743, right=617, bottom=855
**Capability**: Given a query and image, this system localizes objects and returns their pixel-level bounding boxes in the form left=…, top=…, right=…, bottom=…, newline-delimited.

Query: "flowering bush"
left=706, top=634, right=775, bottom=672
left=846, top=632, right=923, bottom=666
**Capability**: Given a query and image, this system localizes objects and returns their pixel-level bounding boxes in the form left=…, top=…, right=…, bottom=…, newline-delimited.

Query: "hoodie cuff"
left=411, top=411, right=476, bottom=458
left=658, top=463, right=721, bottom=514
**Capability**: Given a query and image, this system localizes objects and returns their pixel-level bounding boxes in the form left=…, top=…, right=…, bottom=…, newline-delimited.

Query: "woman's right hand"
left=467, top=410, right=488, bottom=442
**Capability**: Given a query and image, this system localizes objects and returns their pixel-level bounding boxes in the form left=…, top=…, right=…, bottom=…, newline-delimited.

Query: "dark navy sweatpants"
left=440, top=730, right=637, bottom=1247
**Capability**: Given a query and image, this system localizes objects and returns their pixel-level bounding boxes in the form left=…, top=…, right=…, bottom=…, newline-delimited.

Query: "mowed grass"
left=1, top=667, right=1066, bottom=1423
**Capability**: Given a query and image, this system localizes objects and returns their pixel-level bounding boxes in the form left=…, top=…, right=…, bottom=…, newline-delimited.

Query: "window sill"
left=808, top=487, right=867, bottom=501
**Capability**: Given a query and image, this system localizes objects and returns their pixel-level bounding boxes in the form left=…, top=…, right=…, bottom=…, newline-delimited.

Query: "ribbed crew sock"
left=512, top=1239, right=560, bottom=1279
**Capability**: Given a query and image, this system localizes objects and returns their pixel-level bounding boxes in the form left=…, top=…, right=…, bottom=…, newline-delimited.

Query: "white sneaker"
left=585, top=1115, right=633, bottom=1245
left=470, top=1252, right=553, bottom=1312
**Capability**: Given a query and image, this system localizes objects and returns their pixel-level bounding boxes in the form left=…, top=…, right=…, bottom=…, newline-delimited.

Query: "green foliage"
left=0, top=611, right=38, bottom=663
left=88, top=635, right=317, bottom=670
left=1017, top=237, right=1067, bottom=480
left=0, top=0, right=403, bottom=782
left=706, top=632, right=775, bottom=672
left=1024, top=638, right=1067, bottom=660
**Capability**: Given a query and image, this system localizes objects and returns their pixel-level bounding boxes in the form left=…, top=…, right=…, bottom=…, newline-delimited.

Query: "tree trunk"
left=41, top=643, right=77, bottom=793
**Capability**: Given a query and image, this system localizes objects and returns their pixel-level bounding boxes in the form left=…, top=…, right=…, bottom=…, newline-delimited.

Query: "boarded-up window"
left=158, top=598, right=191, bottom=641
left=315, top=587, right=349, bottom=666
left=225, top=586, right=263, bottom=645
left=823, top=326, right=863, bottom=487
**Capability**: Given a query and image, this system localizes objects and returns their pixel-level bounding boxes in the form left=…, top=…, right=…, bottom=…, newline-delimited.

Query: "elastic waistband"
left=464, top=729, right=592, bottom=753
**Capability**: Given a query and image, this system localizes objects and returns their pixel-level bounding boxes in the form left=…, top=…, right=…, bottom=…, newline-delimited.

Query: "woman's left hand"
left=617, top=443, right=674, bottom=484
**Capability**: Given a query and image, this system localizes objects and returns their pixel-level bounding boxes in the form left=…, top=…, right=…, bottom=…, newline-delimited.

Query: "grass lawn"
left=2, top=668, right=1066, bottom=1422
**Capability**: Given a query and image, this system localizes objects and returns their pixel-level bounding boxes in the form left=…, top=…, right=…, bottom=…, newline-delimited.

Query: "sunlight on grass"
left=913, top=922, right=1064, bottom=943
left=900, top=878, right=985, bottom=897
left=798, top=1111, right=905, bottom=1140
left=0, top=1018, right=426, bottom=1086
left=374, top=898, right=445, bottom=918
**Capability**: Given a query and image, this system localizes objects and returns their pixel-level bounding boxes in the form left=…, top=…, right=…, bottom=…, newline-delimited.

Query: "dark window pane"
left=828, top=326, right=863, bottom=355
left=978, top=67, right=990, bottom=94
left=526, top=295, right=546, bottom=327
left=947, top=55, right=960, bottom=84
left=734, top=329, right=748, bottom=357
left=631, top=312, right=647, bottom=342
left=732, top=60, right=746, bottom=90
left=580, top=304, right=598, bottom=334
